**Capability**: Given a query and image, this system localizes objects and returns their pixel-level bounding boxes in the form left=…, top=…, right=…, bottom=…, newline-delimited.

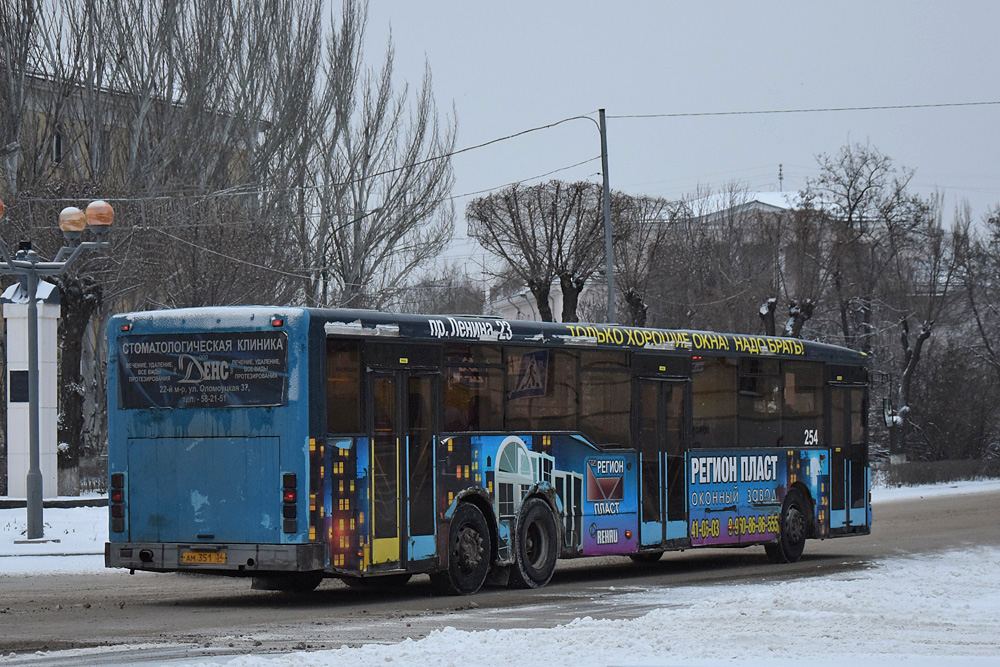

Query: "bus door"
left=637, top=378, right=688, bottom=547
left=369, top=369, right=439, bottom=569
left=829, top=381, right=868, bottom=530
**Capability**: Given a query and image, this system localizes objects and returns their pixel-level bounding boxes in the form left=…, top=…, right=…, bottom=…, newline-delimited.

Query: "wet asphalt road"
left=1, top=488, right=997, bottom=664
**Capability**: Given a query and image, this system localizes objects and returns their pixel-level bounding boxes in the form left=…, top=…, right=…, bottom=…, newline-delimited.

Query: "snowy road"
left=1, top=482, right=999, bottom=665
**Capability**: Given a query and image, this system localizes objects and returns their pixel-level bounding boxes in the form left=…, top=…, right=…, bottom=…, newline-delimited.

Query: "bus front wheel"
left=509, top=498, right=558, bottom=589
left=433, top=502, right=492, bottom=595
left=765, top=488, right=809, bottom=564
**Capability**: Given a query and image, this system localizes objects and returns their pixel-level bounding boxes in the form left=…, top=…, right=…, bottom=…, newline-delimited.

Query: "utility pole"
left=599, top=109, right=615, bottom=324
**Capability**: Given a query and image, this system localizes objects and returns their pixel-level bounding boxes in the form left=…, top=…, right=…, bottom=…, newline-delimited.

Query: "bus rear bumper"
left=104, top=542, right=326, bottom=575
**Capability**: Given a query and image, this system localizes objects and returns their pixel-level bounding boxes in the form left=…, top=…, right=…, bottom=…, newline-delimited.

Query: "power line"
left=609, top=100, right=1000, bottom=120
left=14, top=100, right=996, bottom=208
left=14, top=153, right=604, bottom=220
left=141, top=227, right=315, bottom=280
left=445, top=155, right=601, bottom=202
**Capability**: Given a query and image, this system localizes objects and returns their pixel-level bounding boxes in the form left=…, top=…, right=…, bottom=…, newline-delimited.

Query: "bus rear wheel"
left=433, top=502, right=492, bottom=595
left=765, top=488, right=809, bottom=564
left=509, top=498, right=558, bottom=589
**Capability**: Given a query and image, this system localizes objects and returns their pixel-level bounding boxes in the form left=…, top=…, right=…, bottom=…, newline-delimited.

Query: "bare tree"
left=467, top=180, right=604, bottom=323
left=613, top=193, right=675, bottom=327
left=769, top=204, right=830, bottom=338
left=884, top=196, right=958, bottom=449
left=648, top=183, right=781, bottom=333
left=958, top=203, right=1000, bottom=382
left=312, top=9, right=456, bottom=309
left=394, top=263, right=485, bottom=315
left=800, top=142, right=928, bottom=352
left=0, top=0, right=40, bottom=191
left=0, top=0, right=375, bottom=488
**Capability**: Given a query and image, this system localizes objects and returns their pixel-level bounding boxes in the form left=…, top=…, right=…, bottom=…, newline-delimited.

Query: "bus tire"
left=342, top=573, right=412, bottom=589
left=509, top=498, right=559, bottom=589
left=766, top=488, right=808, bottom=564
left=629, top=551, right=663, bottom=564
left=434, top=502, right=492, bottom=595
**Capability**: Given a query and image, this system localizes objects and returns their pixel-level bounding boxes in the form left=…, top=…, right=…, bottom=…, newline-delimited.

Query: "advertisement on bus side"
left=687, top=449, right=828, bottom=546
left=581, top=455, right=639, bottom=555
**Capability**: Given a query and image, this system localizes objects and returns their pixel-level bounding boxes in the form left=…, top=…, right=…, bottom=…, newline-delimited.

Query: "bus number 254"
left=803, top=429, right=819, bottom=446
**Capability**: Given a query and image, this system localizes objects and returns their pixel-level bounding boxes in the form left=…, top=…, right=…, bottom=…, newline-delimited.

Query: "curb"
left=0, top=551, right=104, bottom=557
left=0, top=498, right=108, bottom=509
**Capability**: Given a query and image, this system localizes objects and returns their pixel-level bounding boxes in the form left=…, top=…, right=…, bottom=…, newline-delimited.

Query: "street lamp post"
left=0, top=198, right=113, bottom=539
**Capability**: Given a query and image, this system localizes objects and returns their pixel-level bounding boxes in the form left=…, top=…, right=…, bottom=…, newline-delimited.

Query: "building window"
left=51, top=124, right=63, bottom=164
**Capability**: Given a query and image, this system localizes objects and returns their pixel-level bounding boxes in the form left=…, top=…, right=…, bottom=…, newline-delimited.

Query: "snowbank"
left=216, top=546, right=1000, bottom=667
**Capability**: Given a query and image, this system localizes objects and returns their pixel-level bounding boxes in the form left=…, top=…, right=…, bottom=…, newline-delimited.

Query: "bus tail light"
left=110, top=473, right=126, bottom=532
left=282, top=473, right=297, bottom=533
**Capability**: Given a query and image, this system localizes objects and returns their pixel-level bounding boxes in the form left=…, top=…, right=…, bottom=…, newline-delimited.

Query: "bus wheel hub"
left=785, top=506, right=805, bottom=543
left=455, top=527, right=484, bottom=572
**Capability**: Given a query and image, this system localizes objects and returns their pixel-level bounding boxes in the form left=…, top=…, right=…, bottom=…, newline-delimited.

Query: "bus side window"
left=580, top=350, right=630, bottom=447
left=691, top=356, right=737, bottom=449
left=505, top=348, right=578, bottom=433
left=327, top=339, right=361, bottom=433
left=782, top=361, right=823, bottom=447
left=443, top=344, right=503, bottom=432
left=738, top=358, right=781, bottom=447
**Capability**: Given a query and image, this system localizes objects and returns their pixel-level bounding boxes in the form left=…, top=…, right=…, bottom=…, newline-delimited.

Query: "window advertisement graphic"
left=509, top=350, right=549, bottom=400
left=118, top=331, right=288, bottom=409
left=687, top=449, right=828, bottom=546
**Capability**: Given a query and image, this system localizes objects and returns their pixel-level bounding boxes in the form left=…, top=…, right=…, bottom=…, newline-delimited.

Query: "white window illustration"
left=493, top=435, right=555, bottom=522
left=555, top=470, right=583, bottom=547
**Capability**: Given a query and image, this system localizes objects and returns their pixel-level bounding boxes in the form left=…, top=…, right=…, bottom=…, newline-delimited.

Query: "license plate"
left=181, top=551, right=227, bottom=565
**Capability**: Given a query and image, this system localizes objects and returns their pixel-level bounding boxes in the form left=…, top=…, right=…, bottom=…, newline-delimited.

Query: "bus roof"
left=112, top=306, right=864, bottom=365
left=317, top=308, right=863, bottom=364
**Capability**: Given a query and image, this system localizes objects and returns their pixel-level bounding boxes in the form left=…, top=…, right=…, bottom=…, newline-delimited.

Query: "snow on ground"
left=0, top=505, right=108, bottom=574
left=213, top=547, right=1000, bottom=667
left=870, top=477, right=1000, bottom=503
left=2, top=479, right=1000, bottom=665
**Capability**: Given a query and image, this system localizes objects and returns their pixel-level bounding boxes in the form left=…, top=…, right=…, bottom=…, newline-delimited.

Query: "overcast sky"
left=363, top=1, right=1000, bottom=264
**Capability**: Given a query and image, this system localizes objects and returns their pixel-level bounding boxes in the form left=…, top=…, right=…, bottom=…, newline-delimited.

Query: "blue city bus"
left=105, top=307, right=870, bottom=594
